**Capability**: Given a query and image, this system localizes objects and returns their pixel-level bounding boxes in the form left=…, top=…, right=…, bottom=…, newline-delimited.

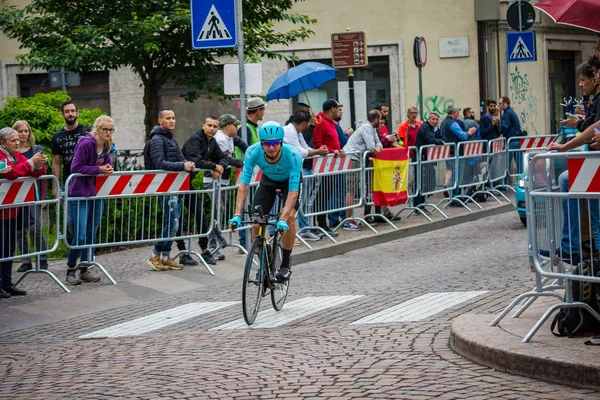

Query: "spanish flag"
left=372, top=147, right=409, bottom=206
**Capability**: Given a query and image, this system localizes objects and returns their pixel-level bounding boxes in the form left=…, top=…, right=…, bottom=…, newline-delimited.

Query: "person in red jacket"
left=311, top=99, right=345, bottom=237
left=0, top=127, right=47, bottom=298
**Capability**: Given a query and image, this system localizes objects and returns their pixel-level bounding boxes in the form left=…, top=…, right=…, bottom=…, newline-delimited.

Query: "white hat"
left=246, top=97, right=267, bottom=111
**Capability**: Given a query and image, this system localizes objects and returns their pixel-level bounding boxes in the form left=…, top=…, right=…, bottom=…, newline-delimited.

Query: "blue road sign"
left=506, top=31, right=536, bottom=63
left=190, top=0, right=237, bottom=50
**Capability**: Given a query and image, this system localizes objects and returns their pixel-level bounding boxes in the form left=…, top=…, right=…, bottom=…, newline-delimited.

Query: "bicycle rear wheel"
left=242, top=238, right=264, bottom=325
left=271, top=241, right=290, bottom=311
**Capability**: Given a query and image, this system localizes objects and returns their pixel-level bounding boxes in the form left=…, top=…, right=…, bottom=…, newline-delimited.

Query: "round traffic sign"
left=507, top=1, right=535, bottom=31
left=419, top=37, right=427, bottom=67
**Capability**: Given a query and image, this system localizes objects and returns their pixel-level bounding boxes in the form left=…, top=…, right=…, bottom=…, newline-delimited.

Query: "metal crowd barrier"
left=416, top=143, right=456, bottom=219
left=300, top=152, right=367, bottom=241
left=63, top=169, right=217, bottom=280
left=505, top=135, right=556, bottom=191
left=490, top=151, right=600, bottom=342
left=394, top=146, right=430, bottom=221
left=444, top=140, right=488, bottom=211
left=0, top=176, right=66, bottom=292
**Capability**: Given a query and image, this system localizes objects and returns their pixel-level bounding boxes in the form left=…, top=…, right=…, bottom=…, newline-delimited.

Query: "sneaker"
left=364, top=216, right=378, bottom=226
left=163, top=258, right=184, bottom=270
left=216, top=233, right=228, bottom=249
left=343, top=221, right=363, bottom=231
left=65, top=272, right=82, bottom=285
left=310, top=229, right=326, bottom=238
left=417, top=206, right=432, bottom=216
left=147, top=255, right=167, bottom=271
left=17, top=263, right=32, bottom=273
left=299, top=231, right=321, bottom=242
left=201, top=252, right=217, bottom=265
left=80, top=269, right=101, bottom=283
left=179, top=254, right=198, bottom=266
left=276, top=267, right=292, bottom=281
left=384, top=212, right=401, bottom=221
left=40, top=260, right=48, bottom=270
left=211, top=249, right=226, bottom=261
left=320, top=226, right=339, bottom=237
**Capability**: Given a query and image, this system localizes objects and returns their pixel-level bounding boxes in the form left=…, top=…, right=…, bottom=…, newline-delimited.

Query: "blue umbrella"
left=266, top=62, right=337, bottom=101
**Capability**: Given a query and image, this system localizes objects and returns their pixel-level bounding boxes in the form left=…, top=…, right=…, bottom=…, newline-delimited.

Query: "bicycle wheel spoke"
left=242, top=239, right=264, bottom=325
left=271, top=240, right=289, bottom=311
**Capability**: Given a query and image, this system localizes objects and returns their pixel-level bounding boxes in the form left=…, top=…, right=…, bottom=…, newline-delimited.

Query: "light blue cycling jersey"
left=240, top=143, right=302, bottom=191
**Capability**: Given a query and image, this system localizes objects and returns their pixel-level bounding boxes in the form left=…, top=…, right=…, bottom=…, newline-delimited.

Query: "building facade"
left=0, top=0, right=597, bottom=149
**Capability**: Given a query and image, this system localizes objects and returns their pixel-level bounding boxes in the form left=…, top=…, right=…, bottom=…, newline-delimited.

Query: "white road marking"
left=79, top=302, right=238, bottom=339
left=350, top=291, right=488, bottom=324
left=211, top=295, right=364, bottom=330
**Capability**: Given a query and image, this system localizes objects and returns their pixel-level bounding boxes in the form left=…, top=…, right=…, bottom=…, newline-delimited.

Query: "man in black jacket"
left=176, top=116, right=229, bottom=266
left=414, top=112, right=444, bottom=210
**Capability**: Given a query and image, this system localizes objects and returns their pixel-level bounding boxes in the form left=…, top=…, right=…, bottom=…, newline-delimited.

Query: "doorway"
left=548, top=50, right=576, bottom=135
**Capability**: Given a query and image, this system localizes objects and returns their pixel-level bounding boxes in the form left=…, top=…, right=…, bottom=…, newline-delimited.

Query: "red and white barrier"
left=235, top=166, right=263, bottom=185
left=568, top=157, right=600, bottom=192
left=96, top=171, right=190, bottom=196
left=426, top=145, right=451, bottom=161
left=519, top=136, right=554, bottom=149
left=463, top=142, right=485, bottom=156
left=491, top=140, right=505, bottom=153
left=0, top=180, right=35, bottom=205
left=312, top=155, right=352, bottom=173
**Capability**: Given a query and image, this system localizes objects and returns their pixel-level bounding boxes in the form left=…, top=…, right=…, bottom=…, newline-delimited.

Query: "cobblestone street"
left=2, top=212, right=599, bottom=399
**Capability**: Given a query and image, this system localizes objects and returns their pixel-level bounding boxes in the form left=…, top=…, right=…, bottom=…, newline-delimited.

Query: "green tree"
left=0, top=0, right=315, bottom=138
left=0, top=91, right=104, bottom=152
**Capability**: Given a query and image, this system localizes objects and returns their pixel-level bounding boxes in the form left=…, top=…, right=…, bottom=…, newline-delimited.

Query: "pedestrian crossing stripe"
left=211, top=295, right=364, bottom=330
left=78, top=302, right=238, bottom=339
left=197, top=4, right=232, bottom=42
left=510, top=37, right=532, bottom=60
left=350, top=291, right=488, bottom=324
left=76, top=292, right=487, bottom=338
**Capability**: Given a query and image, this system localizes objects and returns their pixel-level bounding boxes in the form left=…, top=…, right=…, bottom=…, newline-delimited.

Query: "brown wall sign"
left=331, top=31, right=368, bottom=68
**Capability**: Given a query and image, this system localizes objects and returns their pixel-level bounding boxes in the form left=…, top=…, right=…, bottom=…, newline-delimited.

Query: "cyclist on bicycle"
left=229, top=121, right=302, bottom=281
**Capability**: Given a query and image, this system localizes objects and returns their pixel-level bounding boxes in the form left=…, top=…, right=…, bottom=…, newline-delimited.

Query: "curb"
left=294, top=202, right=515, bottom=265
left=450, top=314, right=600, bottom=391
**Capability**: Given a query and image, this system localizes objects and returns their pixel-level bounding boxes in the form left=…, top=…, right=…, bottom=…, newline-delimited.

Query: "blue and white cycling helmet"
left=258, top=121, right=284, bottom=142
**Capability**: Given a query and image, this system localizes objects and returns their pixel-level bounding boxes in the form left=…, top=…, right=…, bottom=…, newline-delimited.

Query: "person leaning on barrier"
left=146, top=109, right=196, bottom=272
left=440, top=103, right=477, bottom=203
left=413, top=112, right=444, bottom=211
left=13, top=120, right=50, bottom=272
left=312, top=99, right=345, bottom=237
left=64, top=116, right=115, bottom=285
left=283, top=110, right=328, bottom=242
left=229, top=121, right=302, bottom=282
left=177, top=116, right=230, bottom=266
left=0, top=127, right=47, bottom=298
left=206, top=114, right=247, bottom=260
left=479, top=100, right=499, bottom=141
left=342, top=110, right=383, bottom=231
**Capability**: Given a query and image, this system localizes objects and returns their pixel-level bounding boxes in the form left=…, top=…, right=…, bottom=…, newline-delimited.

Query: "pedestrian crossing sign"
left=191, top=0, right=237, bottom=50
left=506, top=31, right=536, bottom=63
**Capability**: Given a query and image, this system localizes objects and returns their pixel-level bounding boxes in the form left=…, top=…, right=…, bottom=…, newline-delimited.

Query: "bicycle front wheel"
left=242, top=238, right=264, bottom=325
left=271, top=241, right=290, bottom=311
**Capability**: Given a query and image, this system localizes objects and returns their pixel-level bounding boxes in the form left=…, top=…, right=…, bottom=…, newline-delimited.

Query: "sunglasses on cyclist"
left=261, top=140, right=282, bottom=147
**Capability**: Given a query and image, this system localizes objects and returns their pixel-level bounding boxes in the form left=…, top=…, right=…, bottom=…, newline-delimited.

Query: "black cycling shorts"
left=252, top=175, right=302, bottom=217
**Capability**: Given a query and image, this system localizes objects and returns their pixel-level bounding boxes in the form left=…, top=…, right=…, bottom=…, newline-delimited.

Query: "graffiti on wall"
left=509, top=65, right=539, bottom=135
left=416, top=95, right=455, bottom=119
left=509, top=65, right=530, bottom=104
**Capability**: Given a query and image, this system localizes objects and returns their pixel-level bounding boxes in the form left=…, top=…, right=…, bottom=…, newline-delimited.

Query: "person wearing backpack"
left=145, top=109, right=195, bottom=272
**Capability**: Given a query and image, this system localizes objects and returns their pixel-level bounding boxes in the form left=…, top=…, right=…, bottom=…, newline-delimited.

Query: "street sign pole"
left=348, top=67, right=356, bottom=131
left=235, top=0, right=247, bottom=143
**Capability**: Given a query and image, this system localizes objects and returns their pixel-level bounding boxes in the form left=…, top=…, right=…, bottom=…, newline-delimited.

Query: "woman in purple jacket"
left=65, top=116, right=114, bottom=285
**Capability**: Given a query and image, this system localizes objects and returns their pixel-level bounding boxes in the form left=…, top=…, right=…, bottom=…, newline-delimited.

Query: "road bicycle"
left=236, top=195, right=290, bottom=325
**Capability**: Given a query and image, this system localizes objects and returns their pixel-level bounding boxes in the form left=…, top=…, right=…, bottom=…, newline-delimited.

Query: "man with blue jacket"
left=498, top=96, right=522, bottom=179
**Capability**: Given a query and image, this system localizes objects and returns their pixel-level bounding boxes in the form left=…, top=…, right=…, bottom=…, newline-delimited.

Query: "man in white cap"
left=245, top=97, right=267, bottom=145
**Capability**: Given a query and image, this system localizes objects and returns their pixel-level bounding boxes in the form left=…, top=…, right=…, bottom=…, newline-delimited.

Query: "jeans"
left=559, top=170, right=600, bottom=254
left=0, top=218, right=18, bottom=287
left=67, top=199, right=104, bottom=267
left=328, top=175, right=345, bottom=226
left=16, top=205, right=48, bottom=263
left=297, top=168, right=313, bottom=230
left=176, top=191, right=210, bottom=251
left=155, top=195, right=182, bottom=256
